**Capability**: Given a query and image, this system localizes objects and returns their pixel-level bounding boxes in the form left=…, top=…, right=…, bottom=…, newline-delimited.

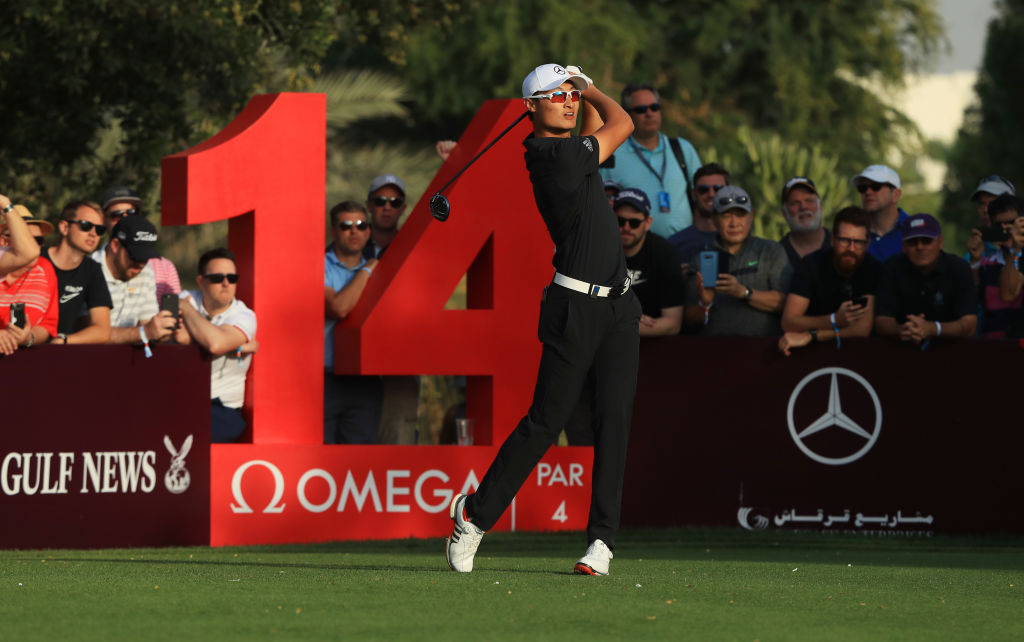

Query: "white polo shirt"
left=93, top=245, right=158, bottom=328
left=183, top=290, right=257, bottom=409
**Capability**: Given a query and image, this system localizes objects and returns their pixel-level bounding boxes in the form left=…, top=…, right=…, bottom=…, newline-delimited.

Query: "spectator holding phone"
left=683, top=185, right=792, bottom=335
left=875, top=214, right=977, bottom=344
left=96, top=186, right=181, bottom=300
left=975, top=194, right=1024, bottom=338
left=177, top=247, right=257, bottom=443
left=94, top=216, right=177, bottom=346
left=779, top=206, right=881, bottom=356
left=0, top=204, right=57, bottom=354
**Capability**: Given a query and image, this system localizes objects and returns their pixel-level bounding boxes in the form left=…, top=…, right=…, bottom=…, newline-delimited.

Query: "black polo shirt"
left=780, top=229, right=832, bottom=266
left=876, top=251, right=977, bottom=323
left=789, top=248, right=882, bottom=315
left=523, top=133, right=626, bottom=287
left=626, top=232, right=684, bottom=317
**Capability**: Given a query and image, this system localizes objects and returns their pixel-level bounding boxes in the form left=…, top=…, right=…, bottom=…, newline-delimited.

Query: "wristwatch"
left=56, top=333, right=68, bottom=344
left=1, top=203, right=13, bottom=214
left=808, top=328, right=818, bottom=342
left=743, top=286, right=753, bottom=302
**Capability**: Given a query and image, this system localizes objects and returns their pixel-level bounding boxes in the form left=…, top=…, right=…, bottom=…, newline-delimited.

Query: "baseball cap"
left=851, top=165, right=901, bottom=189
left=100, top=186, right=142, bottom=211
left=901, top=213, right=941, bottom=240
left=781, top=177, right=817, bottom=203
left=603, top=179, right=623, bottom=195
left=970, top=175, right=1016, bottom=202
left=713, top=185, right=752, bottom=214
left=0, top=205, right=54, bottom=236
left=368, top=174, right=406, bottom=197
left=112, top=216, right=160, bottom=262
left=522, top=64, right=588, bottom=98
left=613, top=188, right=651, bottom=214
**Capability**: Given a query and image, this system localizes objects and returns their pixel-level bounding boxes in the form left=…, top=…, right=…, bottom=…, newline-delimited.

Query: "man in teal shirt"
left=599, top=83, right=701, bottom=238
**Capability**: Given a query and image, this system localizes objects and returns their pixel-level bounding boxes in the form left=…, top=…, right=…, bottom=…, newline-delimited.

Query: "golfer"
left=446, top=63, right=640, bottom=575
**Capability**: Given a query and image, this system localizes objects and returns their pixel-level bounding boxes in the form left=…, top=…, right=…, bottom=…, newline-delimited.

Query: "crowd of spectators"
left=4, top=79, right=1021, bottom=446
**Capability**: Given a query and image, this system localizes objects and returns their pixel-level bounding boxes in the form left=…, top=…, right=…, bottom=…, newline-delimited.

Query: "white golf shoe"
left=574, top=539, right=612, bottom=576
left=445, top=494, right=484, bottom=572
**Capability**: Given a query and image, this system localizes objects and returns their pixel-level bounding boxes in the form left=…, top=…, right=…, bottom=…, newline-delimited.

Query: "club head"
left=430, top=193, right=450, bottom=222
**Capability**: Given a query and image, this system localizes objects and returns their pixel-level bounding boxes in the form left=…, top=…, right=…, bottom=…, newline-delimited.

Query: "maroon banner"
left=622, top=337, right=1024, bottom=535
left=0, top=345, right=211, bottom=549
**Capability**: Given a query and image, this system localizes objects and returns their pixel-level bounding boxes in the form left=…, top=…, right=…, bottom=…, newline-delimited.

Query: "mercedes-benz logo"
left=787, top=367, right=882, bottom=466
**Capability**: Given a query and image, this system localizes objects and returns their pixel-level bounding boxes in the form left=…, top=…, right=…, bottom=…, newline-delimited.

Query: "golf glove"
left=565, top=65, right=593, bottom=90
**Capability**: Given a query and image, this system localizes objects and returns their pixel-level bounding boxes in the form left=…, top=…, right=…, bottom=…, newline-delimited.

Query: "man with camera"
left=875, top=214, right=976, bottom=344
left=95, top=216, right=177, bottom=346
left=974, top=193, right=1024, bottom=338
left=176, top=247, right=256, bottom=443
left=778, top=206, right=882, bottom=356
left=682, top=185, right=791, bottom=336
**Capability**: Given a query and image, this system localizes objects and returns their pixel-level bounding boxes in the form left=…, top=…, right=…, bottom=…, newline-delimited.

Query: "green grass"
left=1, top=529, right=1021, bottom=641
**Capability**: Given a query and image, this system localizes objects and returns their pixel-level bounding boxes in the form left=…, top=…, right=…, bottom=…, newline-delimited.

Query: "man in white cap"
left=363, top=174, right=407, bottom=259
left=779, top=176, right=830, bottom=265
left=965, top=174, right=1016, bottom=269
left=851, top=164, right=907, bottom=262
left=446, top=63, right=638, bottom=577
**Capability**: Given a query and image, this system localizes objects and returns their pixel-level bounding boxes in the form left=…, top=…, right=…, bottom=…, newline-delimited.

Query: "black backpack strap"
left=668, top=137, right=696, bottom=213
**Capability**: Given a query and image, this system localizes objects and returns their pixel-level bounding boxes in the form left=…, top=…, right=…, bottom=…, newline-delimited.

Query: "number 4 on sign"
left=552, top=501, right=568, bottom=523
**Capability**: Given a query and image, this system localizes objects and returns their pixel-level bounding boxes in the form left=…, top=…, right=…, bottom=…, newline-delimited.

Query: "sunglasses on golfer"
left=695, top=184, right=726, bottom=194
left=856, top=182, right=889, bottom=194
left=338, top=220, right=370, bottom=231
left=203, top=273, right=239, bottom=284
left=629, top=103, right=660, bottom=115
left=617, top=217, right=644, bottom=230
left=533, top=90, right=581, bottom=104
left=69, top=220, right=107, bottom=235
left=371, top=196, right=404, bottom=208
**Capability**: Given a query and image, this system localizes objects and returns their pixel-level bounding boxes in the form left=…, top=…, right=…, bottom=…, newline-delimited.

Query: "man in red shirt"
left=0, top=205, right=58, bottom=354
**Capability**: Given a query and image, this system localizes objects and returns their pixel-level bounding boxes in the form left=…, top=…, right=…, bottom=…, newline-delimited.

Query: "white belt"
left=553, top=272, right=630, bottom=298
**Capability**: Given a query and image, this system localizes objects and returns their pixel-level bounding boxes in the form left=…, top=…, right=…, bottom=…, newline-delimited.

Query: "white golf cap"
left=970, top=175, right=1016, bottom=201
left=368, top=174, right=406, bottom=197
left=851, top=164, right=901, bottom=189
left=522, top=64, right=588, bottom=98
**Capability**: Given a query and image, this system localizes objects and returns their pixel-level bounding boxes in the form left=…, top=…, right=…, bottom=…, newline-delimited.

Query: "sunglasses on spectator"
left=617, top=217, right=645, bottom=229
left=203, top=273, right=239, bottom=284
left=370, top=196, right=404, bottom=208
left=629, top=103, right=660, bottom=115
left=903, top=237, right=936, bottom=247
left=532, top=90, right=581, bottom=104
left=715, top=195, right=749, bottom=208
left=107, top=207, right=138, bottom=218
left=696, top=184, right=726, bottom=194
left=835, top=236, right=869, bottom=249
left=69, top=220, right=107, bottom=235
left=856, top=182, right=889, bottom=193
left=338, top=220, right=370, bottom=231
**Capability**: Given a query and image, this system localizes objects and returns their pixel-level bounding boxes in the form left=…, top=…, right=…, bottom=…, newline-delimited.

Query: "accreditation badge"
left=658, top=191, right=671, bottom=212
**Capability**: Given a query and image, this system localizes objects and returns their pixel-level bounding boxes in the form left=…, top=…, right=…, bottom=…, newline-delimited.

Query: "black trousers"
left=324, top=373, right=383, bottom=444
left=467, top=283, right=640, bottom=549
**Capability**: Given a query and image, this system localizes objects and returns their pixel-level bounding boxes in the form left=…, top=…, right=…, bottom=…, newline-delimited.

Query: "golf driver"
left=430, top=111, right=530, bottom=222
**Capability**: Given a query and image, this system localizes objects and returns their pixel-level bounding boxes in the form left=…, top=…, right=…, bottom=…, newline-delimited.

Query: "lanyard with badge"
left=629, top=135, right=671, bottom=212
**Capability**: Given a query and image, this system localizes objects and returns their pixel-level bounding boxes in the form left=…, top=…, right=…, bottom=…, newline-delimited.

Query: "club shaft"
left=436, top=111, right=529, bottom=195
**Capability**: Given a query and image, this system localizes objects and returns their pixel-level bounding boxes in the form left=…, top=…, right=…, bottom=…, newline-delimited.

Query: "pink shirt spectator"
left=149, top=256, right=181, bottom=299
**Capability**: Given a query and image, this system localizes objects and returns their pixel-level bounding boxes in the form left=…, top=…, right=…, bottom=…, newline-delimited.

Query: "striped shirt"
left=93, top=246, right=158, bottom=328
left=0, top=259, right=59, bottom=336
left=149, top=256, right=181, bottom=299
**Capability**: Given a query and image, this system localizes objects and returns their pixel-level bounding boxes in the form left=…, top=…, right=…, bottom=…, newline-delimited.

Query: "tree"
left=941, top=0, right=1024, bottom=230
